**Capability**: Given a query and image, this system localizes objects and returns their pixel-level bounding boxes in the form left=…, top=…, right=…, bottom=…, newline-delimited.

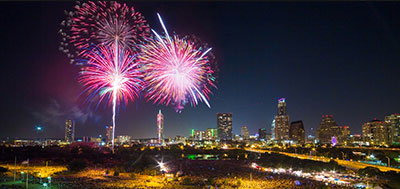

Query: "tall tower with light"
left=157, top=110, right=164, bottom=145
left=65, top=119, right=75, bottom=143
left=273, top=98, right=290, bottom=141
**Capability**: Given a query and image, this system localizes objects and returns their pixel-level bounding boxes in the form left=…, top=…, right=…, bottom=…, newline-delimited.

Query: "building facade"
left=217, top=113, right=233, bottom=141
left=65, top=119, right=75, bottom=142
left=385, top=114, right=400, bottom=145
left=273, top=98, right=290, bottom=141
left=205, top=128, right=218, bottom=140
left=363, top=119, right=391, bottom=146
left=289, top=120, right=305, bottom=145
left=191, top=129, right=205, bottom=141
left=157, top=110, right=164, bottom=145
left=316, top=115, right=336, bottom=144
left=106, top=126, right=113, bottom=144
left=258, top=128, right=267, bottom=141
left=241, top=126, right=250, bottom=140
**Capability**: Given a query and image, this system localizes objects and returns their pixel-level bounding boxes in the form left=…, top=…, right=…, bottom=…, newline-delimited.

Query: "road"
left=245, top=148, right=400, bottom=172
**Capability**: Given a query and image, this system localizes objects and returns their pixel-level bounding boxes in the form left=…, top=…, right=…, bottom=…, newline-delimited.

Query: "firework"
left=79, top=44, right=144, bottom=151
left=59, top=1, right=150, bottom=63
left=139, top=13, right=217, bottom=112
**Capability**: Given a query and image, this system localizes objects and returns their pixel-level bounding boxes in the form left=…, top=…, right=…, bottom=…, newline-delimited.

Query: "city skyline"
left=2, top=2, right=400, bottom=139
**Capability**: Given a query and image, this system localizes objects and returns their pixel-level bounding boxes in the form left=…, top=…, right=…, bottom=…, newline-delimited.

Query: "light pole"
left=386, top=156, right=390, bottom=167
left=35, top=125, right=43, bottom=143
left=341, top=152, right=345, bottom=160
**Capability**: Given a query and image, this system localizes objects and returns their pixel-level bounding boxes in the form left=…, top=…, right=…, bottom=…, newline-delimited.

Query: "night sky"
left=1, top=2, right=400, bottom=139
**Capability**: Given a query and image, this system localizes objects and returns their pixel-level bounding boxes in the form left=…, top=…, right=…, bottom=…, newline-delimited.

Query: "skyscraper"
left=289, top=120, right=305, bottom=145
left=258, top=128, right=267, bottom=141
left=316, top=115, right=337, bottom=144
left=271, top=120, right=275, bottom=139
left=385, top=113, right=400, bottom=145
left=106, top=126, right=113, bottom=144
left=65, top=119, right=75, bottom=143
left=241, top=125, right=249, bottom=140
left=205, top=128, right=218, bottom=140
left=157, top=110, right=164, bottom=145
left=217, top=113, right=233, bottom=141
left=315, top=115, right=349, bottom=145
left=273, top=98, right=290, bottom=141
left=363, top=119, right=391, bottom=146
left=192, top=130, right=205, bottom=141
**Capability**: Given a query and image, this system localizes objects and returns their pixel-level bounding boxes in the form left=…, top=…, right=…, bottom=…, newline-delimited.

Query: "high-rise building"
left=241, top=126, right=249, bottom=140
left=192, top=129, right=205, bottom=141
left=106, top=126, right=113, bottom=144
left=271, top=120, right=275, bottom=139
left=65, top=119, right=75, bottom=142
left=273, top=98, right=290, bottom=141
left=258, top=128, right=267, bottom=141
left=338, top=126, right=350, bottom=144
left=316, top=115, right=350, bottom=145
left=316, top=115, right=337, bottom=144
left=385, top=114, right=400, bottom=145
left=205, top=128, right=218, bottom=140
left=157, top=110, right=164, bottom=144
left=217, top=113, right=233, bottom=141
left=289, top=120, right=305, bottom=145
left=363, top=119, right=391, bottom=146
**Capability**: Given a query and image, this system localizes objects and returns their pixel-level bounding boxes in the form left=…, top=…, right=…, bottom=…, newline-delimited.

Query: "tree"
left=67, top=159, right=87, bottom=173
left=358, top=166, right=382, bottom=177
left=182, top=177, right=192, bottom=185
left=236, top=179, right=242, bottom=188
left=207, top=178, right=216, bottom=185
left=0, top=166, right=8, bottom=176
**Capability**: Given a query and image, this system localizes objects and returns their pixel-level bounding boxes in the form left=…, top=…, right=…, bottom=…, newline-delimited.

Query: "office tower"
left=205, top=128, right=218, bottom=140
left=157, top=110, right=164, bottom=144
left=258, top=128, right=267, bottom=141
left=273, top=98, right=290, bottom=141
left=363, top=119, right=391, bottom=146
left=289, top=120, right=305, bottom=145
left=316, top=115, right=337, bottom=144
left=241, top=126, right=249, bottom=140
left=106, top=126, right=113, bottom=144
left=315, top=115, right=350, bottom=145
left=192, top=129, right=205, bottom=141
left=385, top=114, right=400, bottom=145
left=271, top=120, right=275, bottom=139
left=338, top=126, right=350, bottom=145
left=65, top=119, right=75, bottom=142
left=217, top=113, right=233, bottom=141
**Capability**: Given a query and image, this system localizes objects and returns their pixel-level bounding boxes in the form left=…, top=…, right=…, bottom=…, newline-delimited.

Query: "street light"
left=385, top=156, right=390, bottom=167
left=158, top=162, right=167, bottom=173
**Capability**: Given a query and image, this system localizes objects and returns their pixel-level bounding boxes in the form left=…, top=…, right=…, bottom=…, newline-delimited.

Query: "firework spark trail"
left=78, top=44, right=144, bottom=151
left=59, top=1, right=150, bottom=64
left=61, top=1, right=149, bottom=152
left=139, top=13, right=217, bottom=112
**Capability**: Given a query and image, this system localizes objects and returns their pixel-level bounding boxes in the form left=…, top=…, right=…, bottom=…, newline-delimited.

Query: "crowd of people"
left=1, top=159, right=356, bottom=188
left=163, top=159, right=354, bottom=188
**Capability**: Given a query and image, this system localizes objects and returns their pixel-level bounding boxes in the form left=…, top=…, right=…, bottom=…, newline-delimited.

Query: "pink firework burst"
left=59, top=1, right=150, bottom=63
left=139, top=14, right=217, bottom=112
left=78, top=44, right=144, bottom=108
